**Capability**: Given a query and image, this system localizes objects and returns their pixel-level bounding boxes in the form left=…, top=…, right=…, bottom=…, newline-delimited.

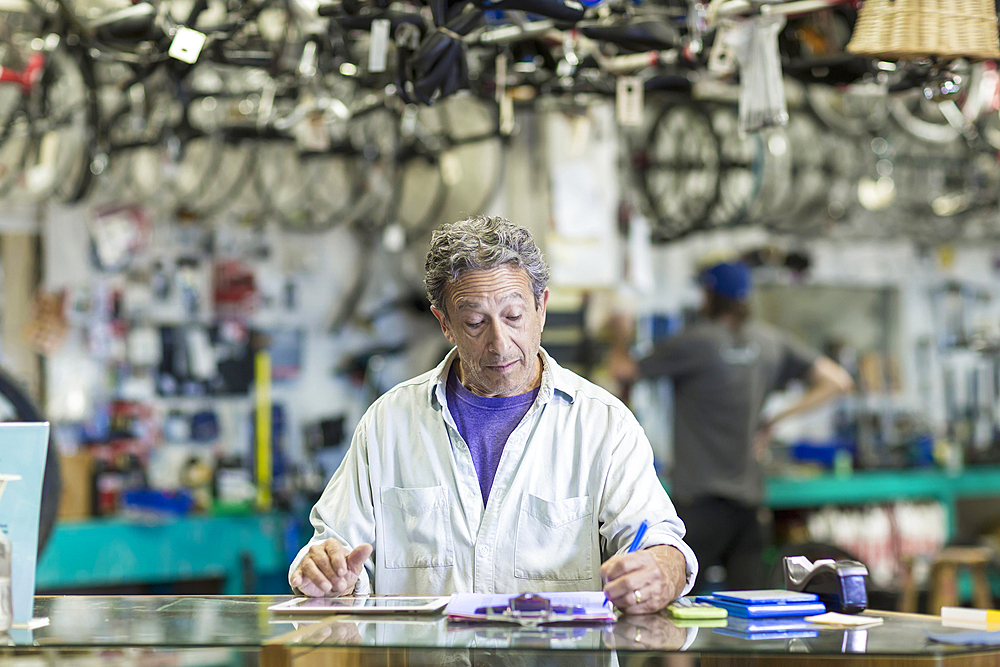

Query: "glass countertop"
left=7, top=596, right=995, bottom=662
left=24, top=596, right=294, bottom=648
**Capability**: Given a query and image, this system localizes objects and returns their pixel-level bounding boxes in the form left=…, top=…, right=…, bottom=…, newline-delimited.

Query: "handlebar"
left=473, top=0, right=586, bottom=24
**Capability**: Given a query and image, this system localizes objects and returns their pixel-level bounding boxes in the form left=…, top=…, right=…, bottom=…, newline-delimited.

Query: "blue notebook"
left=696, top=590, right=826, bottom=618
left=711, top=590, right=821, bottom=604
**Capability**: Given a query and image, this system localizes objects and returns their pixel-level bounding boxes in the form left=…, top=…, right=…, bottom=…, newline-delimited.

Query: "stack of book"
left=696, top=590, right=826, bottom=640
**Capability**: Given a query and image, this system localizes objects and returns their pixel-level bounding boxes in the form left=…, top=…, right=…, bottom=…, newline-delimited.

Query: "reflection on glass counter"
left=2, top=596, right=997, bottom=667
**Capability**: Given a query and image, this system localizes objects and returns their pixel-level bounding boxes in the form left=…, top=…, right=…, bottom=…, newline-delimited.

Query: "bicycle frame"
left=0, top=52, right=44, bottom=94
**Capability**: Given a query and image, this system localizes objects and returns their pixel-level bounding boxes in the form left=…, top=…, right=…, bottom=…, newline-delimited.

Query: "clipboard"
left=445, top=592, right=615, bottom=625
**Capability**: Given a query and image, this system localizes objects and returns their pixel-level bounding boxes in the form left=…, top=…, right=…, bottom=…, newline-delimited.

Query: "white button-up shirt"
left=290, top=347, right=698, bottom=596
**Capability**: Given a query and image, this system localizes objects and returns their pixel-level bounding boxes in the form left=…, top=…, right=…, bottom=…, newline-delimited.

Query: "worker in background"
left=289, top=215, right=698, bottom=613
left=607, top=260, right=854, bottom=593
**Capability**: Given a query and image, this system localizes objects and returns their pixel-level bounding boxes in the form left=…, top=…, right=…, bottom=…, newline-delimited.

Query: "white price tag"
left=709, top=24, right=737, bottom=75
left=168, top=27, right=207, bottom=64
left=616, top=76, right=644, bottom=126
left=369, top=18, right=390, bottom=73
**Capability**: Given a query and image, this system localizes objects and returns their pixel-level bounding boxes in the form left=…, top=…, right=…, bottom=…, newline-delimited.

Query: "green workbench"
left=36, top=512, right=293, bottom=594
left=766, top=464, right=1000, bottom=539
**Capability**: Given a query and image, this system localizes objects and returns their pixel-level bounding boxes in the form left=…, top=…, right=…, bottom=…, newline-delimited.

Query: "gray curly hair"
left=424, top=215, right=550, bottom=318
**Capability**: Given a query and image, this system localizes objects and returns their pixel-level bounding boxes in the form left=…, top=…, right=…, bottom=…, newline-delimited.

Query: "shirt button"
left=478, top=546, right=487, bottom=557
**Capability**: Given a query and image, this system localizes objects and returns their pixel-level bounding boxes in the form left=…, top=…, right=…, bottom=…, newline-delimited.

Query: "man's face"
left=432, top=265, right=548, bottom=398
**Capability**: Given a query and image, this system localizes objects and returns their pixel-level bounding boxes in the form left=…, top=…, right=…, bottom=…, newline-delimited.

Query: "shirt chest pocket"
left=380, top=486, right=455, bottom=569
left=514, top=494, right=593, bottom=581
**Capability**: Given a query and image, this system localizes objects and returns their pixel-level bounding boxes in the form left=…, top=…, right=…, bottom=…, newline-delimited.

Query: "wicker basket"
left=847, top=0, right=1000, bottom=60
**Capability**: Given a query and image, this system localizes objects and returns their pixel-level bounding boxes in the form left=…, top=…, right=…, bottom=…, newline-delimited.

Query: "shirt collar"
left=430, top=347, right=573, bottom=409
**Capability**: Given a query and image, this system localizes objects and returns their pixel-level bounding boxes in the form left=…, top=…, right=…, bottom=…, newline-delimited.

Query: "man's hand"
left=601, top=544, right=687, bottom=614
left=290, top=538, right=373, bottom=597
left=753, top=419, right=774, bottom=463
left=605, top=313, right=640, bottom=386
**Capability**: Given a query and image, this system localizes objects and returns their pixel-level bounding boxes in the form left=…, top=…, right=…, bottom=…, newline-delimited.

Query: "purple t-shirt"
left=446, top=365, right=539, bottom=506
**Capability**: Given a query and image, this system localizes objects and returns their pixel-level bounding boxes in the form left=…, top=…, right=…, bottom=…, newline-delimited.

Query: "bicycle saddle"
left=582, top=19, right=680, bottom=52
left=783, top=54, right=874, bottom=86
left=86, top=3, right=161, bottom=42
left=783, top=555, right=869, bottom=614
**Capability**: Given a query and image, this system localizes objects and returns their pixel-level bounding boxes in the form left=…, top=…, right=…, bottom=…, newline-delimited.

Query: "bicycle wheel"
left=639, top=97, right=721, bottom=242
left=23, top=43, right=97, bottom=203
left=432, top=94, right=506, bottom=232
left=303, top=151, right=365, bottom=232
left=0, top=366, right=60, bottom=559
left=766, top=111, right=834, bottom=235
left=346, top=105, right=405, bottom=232
left=182, top=139, right=258, bottom=219
left=393, top=105, right=450, bottom=240
left=704, top=104, right=760, bottom=229
left=889, top=90, right=964, bottom=145
left=747, top=126, right=793, bottom=226
left=0, top=111, right=30, bottom=198
left=255, top=139, right=316, bottom=228
left=806, top=83, right=887, bottom=136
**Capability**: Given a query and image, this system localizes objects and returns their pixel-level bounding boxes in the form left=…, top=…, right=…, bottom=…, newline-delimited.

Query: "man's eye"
left=507, top=315, right=522, bottom=322
left=467, top=321, right=484, bottom=328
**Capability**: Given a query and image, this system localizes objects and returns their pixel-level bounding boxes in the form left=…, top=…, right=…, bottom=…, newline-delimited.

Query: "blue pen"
left=627, top=520, right=649, bottom=554
left=604, top=520, right=650, bottom=608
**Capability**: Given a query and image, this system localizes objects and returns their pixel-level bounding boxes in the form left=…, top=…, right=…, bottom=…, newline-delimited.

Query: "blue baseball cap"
left=699, top=262, right=752, bottom=301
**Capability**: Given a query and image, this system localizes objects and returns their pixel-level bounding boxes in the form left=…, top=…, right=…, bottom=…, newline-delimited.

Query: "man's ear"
left=431, top=307, right=455, bottom=345
left=537, top=288, right=549, bottom=330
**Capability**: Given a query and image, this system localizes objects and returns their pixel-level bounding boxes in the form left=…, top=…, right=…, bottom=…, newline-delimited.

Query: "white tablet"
left=268, top=595, right=451, bottom=614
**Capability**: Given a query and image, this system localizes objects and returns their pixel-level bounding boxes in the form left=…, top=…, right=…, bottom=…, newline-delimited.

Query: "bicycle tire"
left=426, top=93, right=507, bottom=235
left=0, top=4, right=40, bottom=196
left=50, top=43, right=98, bottom=203
left=182, top=138, right=258, bottom=218
left=639, top=97, right=721, bottom=242
left=0, top=112, right=31, bottom=198
left=889, top=92, right=964, bottom=145
left=765, top=111, right=836, bottom=235
left=255, top=139, right=363, bottom=233
left=23, top=43, right=97, bottom=203
left=704, top=103, right=761, bottom=230
left=805, top=83, right=886, bottom=137
left=747, top=126, right=793, bottom=227
left=0, top=366, right=60, bottom=559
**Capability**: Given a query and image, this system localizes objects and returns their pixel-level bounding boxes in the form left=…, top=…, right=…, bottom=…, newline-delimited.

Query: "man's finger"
left=296, top=577, right=331, bottom=597
left=294, top=560, right=333, bottom=596
left=322, top=540, right=351, bottom=577
left=346, top=543, right=374, bottom=574
left=600, top=551, right=647, bottom=583
left=305, top=542, right=339, bottom=582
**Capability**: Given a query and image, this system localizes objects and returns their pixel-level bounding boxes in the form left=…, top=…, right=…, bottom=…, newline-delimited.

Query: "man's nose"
left=488, top=321, right=512, bottom=354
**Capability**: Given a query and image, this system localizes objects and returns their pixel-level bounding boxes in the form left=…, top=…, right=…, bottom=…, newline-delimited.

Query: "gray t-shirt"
left=637, top=319, right=818, bottom=506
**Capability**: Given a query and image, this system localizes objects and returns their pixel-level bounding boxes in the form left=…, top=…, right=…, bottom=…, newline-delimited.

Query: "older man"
left=289, top=215, right=696, bottom=613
